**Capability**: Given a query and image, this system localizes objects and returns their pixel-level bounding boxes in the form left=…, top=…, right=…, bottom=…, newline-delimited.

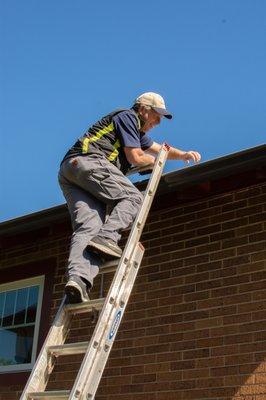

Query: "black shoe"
left=65, top=275, right=90, bottom=303
left=87, top=236, right=122, bottom=260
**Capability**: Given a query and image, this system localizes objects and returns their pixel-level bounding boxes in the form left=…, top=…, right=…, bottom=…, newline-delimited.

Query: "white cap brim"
left=153, top=107, right=173, bottom=119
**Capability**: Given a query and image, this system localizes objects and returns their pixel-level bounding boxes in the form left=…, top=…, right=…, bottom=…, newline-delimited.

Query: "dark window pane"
left=0, top=325, right=34, bottom=365
left=14, top=288, right=28, bottom=325
left=0, top=293, right=5, bottom=327
left=26, top=286, right=39, bottom=323
left=2, top=291, right=16, bottom=327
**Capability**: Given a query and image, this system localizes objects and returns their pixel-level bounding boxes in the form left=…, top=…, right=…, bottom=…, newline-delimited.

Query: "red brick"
left=209, top=194, right=234, bottom=207
left=223, top=313, right=251, bottom=325
left=239, top=280, right=266, bottom=293
left=183, top=310, right=209, bottom=322
left=170, top=340, right=195, bottom=352
left=197, top=297, right=223, bottom=309
left=156, top=393, right=181, bottom=400
left=210, top=229, right=235, bottom=242
left=196, top=336, right=223, bottom=348
left=237, top=242, right=266, bottom=256
left=196, top=278, right=222, bottom=291
left=170, top=321, right=195, bottom=333
left=209, top=305, right=237, bottom=317
left=210, top=210, right=235, bottom=224
left=197, top=262, right=223, bottom=277
left=210, top=266, right=236, bottom=279
left=251, top=249, right=266, bottom=261
left=145, top=361, right=170, bottom=372
left=249, top=231, right=266, bottom=243
left=253, top=289, right=266, bottom=301
left=185, top=236, right=209, bottom=248
left=195, top=316, right=222, bottom=329
left=248, top=193, right=266, bottom=205
left=211, top=286, right=237, bottom=298
left=237, top=222, right=263, bottom=236
left=235, top=186, right=261, bottom=200
left=210, top=248, right=236, bottom=260
left=184, top=328, right=209, bottom=341
left=185, top=271, right=209, bottom=284
left=184, top=254, right=210, bottom=266
left=170, top=360, right=195, bottom=371
left=222, top=199, right=247, bottom=213
left=157, top=371, right=182, bottom=381
left=222, top=216, right=249, bottom=230
left=236, top=204, right=263, bottom=218
left=195, top=242, right=221, bottom=254
left=196, top=377, right=223, bottom=388
left=132, top=374, right=156, bottom=384
left=183, top=348, right=210, bottom=360
left=222, top=236, right=248, bottom=249
left=210, top=365, right=238, bottom=376
left=184, top=290, right=210, bottom=302
left=224, top=333, right=253, bottom=345
left=197, top=224, right=222, bottom=236
left=249, top=211, right=266, bottom=223
left=196, top=356, right=224, bottom=368
left=183, top=368, right=209, bottom=379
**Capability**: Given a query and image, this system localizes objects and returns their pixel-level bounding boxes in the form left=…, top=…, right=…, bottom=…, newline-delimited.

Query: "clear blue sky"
left=1, top=0, right=265, bottom=222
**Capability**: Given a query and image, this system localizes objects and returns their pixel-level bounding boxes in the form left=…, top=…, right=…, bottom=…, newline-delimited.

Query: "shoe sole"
left=87, top=241, right=122, bottom=260
left=65, top=281, right=89, bottom=303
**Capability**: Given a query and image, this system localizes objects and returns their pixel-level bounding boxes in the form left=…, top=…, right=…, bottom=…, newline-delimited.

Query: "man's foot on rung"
left=65, top=275, right=90, bottom=303
left=87, top=236, right=122, bottom=260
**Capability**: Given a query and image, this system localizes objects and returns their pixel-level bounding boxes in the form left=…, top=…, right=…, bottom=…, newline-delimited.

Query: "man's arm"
left=113, top=111, right=156, bottom=167
left=146, top=141, right=201, bottom=163
left=124, top=147, right=155, bottom=166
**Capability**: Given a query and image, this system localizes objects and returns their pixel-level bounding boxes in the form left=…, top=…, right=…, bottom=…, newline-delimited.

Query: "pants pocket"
left=89, top=169, right=126, bottom=201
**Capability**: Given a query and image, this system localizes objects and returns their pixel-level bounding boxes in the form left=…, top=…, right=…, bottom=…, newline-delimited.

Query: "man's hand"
left=180, top=151, right=201, bottom=164
left=146, top=142, right=201, bottom=164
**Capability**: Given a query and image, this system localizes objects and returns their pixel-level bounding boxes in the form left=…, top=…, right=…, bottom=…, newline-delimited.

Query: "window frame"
left=0, top=275, right=45, bottom=373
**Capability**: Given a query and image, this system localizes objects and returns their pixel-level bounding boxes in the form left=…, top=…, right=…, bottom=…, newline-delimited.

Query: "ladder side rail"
left=69, top=144, right=169, bottom=399
left=69, top=244, right=144, bottom=400
left=20, top=298, right=71, bottom=399
left=81, top=245, right=144, bottom=400
left=123, top=143, right=169, bottom=262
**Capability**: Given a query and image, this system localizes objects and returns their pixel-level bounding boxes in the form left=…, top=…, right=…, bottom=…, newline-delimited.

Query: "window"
left=0, top=276, right=44, bottom=373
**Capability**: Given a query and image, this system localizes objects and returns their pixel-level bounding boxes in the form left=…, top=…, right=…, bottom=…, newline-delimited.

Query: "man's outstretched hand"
left=181, top=151, right=201, bottom=164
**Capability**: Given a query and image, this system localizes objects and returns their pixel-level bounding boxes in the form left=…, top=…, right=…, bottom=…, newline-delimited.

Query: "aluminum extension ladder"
left=20, top=144, right=169, bottom=400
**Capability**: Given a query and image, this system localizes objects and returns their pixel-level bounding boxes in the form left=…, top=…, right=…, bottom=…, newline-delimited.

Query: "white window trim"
left=0, top=275, right=45, bottom=373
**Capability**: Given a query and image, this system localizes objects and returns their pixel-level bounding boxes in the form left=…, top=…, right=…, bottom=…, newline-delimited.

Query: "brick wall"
left=0, top=182, right=265, bottom=400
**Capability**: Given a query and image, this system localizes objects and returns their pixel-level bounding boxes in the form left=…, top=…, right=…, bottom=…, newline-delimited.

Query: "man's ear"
left=137, top=106, right=146, bottom=130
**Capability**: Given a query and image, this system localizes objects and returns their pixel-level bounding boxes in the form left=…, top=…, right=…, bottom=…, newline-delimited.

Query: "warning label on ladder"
left=109, top=310, right=122, bottom=340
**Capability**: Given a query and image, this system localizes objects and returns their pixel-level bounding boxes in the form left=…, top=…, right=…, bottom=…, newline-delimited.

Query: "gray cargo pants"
left=58, top=155, right=143, bottom=287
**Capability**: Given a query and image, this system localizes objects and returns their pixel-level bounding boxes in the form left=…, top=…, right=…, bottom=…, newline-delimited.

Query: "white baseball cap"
left=134, top=92, right=173, bottom=119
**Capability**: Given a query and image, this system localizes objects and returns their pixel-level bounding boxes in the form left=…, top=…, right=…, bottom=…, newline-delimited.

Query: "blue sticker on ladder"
left=109, top=310, right=122, bottom=340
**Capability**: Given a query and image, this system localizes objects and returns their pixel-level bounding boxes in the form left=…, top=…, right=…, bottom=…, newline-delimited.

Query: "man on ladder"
left=58, top=92, right=201, bottom=304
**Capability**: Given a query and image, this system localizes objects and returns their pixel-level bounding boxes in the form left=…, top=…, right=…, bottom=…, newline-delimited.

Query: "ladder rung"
left=48, top=341, right=89, bottom=356
left=27, top=390, right=70, bottom=399
left=64, top=297, right=105, bottom=314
